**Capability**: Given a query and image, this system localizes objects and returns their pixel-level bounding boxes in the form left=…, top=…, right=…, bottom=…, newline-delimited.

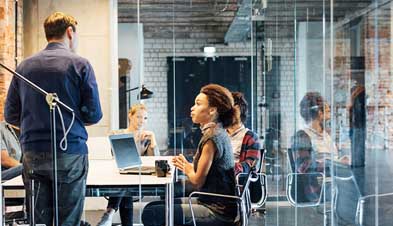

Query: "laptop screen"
left=108, top=133, right=142, bottom=170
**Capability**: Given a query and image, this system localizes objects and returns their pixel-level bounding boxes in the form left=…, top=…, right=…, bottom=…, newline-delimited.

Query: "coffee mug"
left=155, top=160, right=170, bottom=177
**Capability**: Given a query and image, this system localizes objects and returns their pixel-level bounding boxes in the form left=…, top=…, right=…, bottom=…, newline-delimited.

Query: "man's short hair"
left=44, top=12, right=78, bottom=41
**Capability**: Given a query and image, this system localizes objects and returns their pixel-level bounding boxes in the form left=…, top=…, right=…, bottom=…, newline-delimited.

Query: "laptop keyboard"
left=129, top=166, right=155, bottom=171
left=120, top=166, right=156, bottom=174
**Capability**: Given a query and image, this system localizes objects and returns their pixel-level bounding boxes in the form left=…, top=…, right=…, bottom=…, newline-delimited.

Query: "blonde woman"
left=115, top=104, right=159, bottom=156
left=97, top=103, right=159, bottom=226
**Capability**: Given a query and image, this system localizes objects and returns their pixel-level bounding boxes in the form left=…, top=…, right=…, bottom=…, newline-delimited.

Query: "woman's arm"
left=1, top=150, right=20, bottom=168
left=141, top=130, right=160, bottom=156
left=172, top=140, right=216, bottom=190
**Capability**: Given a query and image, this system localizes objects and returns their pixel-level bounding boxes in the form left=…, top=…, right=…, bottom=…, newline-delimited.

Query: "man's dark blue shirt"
left=5, top=42, right=103, bottom=154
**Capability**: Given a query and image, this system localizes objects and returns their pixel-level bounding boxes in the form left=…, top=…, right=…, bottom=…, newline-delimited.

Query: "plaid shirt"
left=232, top=129, right=261, bottom=175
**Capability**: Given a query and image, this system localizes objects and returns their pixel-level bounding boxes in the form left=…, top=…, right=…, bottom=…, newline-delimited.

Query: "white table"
left=3, top=156, right=176, bottom=226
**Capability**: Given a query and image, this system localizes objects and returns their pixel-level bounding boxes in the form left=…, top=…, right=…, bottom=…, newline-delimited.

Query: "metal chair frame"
left=252, top=150, right=267, bottom=209
left=188, top=168, right=258, bottom=226
left=355, top=192, right=393, bottom=226
left=285, top=148, right=327, bottom=207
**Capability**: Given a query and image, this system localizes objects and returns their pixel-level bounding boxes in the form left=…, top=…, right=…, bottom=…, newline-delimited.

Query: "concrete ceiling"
left=118, top=0, right=375, bottom=41
left=118, top=0, right=238, bottom=40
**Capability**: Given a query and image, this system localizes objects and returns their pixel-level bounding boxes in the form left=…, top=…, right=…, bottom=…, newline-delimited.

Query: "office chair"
left=332, top=174, right=360, bottom=225
left=355, top=192, right=393, bottom=226
left=285, top=148, right=326, bottom=207
left=249, top=150, right=267, bottom=210
left=188, top=163, right=259, bottom=226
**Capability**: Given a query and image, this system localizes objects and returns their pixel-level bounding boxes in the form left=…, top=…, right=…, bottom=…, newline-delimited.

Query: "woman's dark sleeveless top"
left=194, top=124, right=237, bottom=221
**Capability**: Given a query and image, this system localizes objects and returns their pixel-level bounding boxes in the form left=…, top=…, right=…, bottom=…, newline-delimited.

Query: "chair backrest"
left=356, top=192, right=393, bottom=226
left=258, top=149, right=265, bottom=172
left=287, top=148, right=296, bottom=173
left=189, top=162, right=258, bottom=226
left=238, top=162, right=258, bottom=198
left=239, top=166, right=258, bottom=226
left=286, top=148, right=325, bottom=205
left=248, top=149, right=267, bottom=207
left=334, top=175, right=359, bottom=224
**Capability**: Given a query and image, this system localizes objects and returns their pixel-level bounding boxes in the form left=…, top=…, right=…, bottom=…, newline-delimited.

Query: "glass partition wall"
left=253, top=0, right=393, bottom=225
left=330, top=1, right=393, bottom=225
left=119, top=0, right=256, bottom=224
left=104, top=0, right=393, bottom=225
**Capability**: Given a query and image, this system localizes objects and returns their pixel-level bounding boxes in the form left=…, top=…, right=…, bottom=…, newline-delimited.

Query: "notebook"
left=108, top=133, right=155, bottom=175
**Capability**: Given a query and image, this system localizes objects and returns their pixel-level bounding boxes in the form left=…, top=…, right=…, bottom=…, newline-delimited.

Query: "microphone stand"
left=0, top=63, right=74, bottom=226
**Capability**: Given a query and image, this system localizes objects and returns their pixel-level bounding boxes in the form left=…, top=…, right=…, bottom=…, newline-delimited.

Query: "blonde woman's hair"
left=128, top=103, right=147, bottom=117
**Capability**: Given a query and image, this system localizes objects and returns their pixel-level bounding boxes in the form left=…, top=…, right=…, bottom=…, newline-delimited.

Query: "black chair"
left=355, top=192, right=393, bottom=226
left=249, top=149, right=267, bottom=209
left=188, top=163, right=259, bottom=226
left=286, top=148, right=326, bottom=207
left=235, top=149, right=267, bottom=212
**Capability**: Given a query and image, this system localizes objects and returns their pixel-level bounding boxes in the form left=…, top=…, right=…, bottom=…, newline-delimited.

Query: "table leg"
left=165, top=182, right=174, bottom=226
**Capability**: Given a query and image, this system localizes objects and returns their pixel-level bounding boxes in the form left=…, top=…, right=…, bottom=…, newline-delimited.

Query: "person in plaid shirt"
left=227, top=92, right=262, bottom=175
left=292, top=92, right=349, bottom=202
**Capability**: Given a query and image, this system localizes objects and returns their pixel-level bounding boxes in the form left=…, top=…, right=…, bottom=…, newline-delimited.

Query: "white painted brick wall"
left=143, top=35, right=297, bottom=151
left=143, top=38, right=264, bottom=150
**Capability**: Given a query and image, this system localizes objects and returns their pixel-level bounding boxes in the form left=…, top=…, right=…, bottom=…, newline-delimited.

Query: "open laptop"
left=108, top=133, right=155, bottom=175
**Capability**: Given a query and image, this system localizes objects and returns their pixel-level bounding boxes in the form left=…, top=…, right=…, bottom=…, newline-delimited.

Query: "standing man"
left=5, top=12, right=102, bottom=225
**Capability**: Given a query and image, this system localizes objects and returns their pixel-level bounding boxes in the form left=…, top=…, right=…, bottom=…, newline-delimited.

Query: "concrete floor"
left=83, top=200, right=334, bottom=226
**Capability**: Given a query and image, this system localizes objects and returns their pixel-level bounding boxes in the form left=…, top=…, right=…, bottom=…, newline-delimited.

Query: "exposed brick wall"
left=292, top=6, right=393, bottom=151
left=0, top=0, right=23, bottom=121
left=363, top=7, right=393, bottom=150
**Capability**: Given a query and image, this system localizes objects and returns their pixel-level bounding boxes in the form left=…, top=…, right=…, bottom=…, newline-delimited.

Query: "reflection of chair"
left=286, top=148, right=326, bottom=207
left=355, top=192, right=393, bottom=226
left=249, top=149, right=267, bottom=210
left=265, top=128, right=281, bottom=180
left=330, top=162, right=360, bottom=225
left=188, top=164, right=259, bottom=226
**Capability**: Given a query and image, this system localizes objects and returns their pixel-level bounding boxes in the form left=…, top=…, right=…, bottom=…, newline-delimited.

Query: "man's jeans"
left=22, top=151, right=88, bottom=226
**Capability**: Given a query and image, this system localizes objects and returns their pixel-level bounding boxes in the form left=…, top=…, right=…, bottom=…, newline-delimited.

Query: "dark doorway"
left=167, top=56, right=257, bottom=149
